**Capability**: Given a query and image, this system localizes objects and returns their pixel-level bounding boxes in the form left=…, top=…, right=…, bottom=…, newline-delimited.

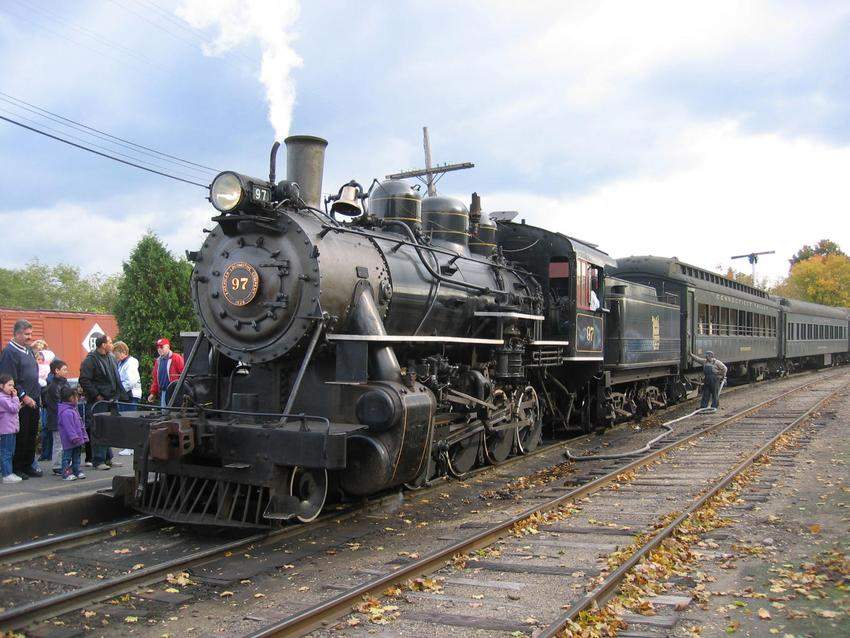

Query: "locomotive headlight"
left=210, top=172, right=244, bottom=212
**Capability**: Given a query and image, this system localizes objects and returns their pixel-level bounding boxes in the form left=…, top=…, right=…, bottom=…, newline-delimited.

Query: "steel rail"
left=0, top=515, right=156, bottom=565
left=0, top=390, right=609, bottom=631
left=0, top=370, right=828, bottom=632
left=243, top=370, right=847, bottom=638
left=537, top=379, right=847, bottom=638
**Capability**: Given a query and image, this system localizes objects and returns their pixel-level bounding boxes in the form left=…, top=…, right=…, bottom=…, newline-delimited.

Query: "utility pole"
left=386, top=126, right=474, bottom=195
left=731, top=250, right=775, bottom=285
left=422, top=126, right=435, bottom=196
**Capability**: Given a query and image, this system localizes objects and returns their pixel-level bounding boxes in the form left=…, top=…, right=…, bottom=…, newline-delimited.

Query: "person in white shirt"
left=112, top=341, right=141, bottom=456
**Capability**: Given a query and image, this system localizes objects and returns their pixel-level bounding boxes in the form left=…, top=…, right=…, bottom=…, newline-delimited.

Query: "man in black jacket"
left=0, top=319, right=42, bottom=478
left=78, top=333, right=125, bottom=469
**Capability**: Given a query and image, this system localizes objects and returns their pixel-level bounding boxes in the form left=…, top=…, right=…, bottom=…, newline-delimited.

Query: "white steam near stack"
left=177, top=0, right=301, bottom=141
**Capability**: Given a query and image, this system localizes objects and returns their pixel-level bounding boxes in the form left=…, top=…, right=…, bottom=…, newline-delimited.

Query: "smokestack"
left=284, top=135, right=328, bottom=209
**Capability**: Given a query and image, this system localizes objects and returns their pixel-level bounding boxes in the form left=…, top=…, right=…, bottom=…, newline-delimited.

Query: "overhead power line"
left=0, top=105, right=210, bottom=184
left=0, top=3, right=149, bottom=71
left=0, top=92, right=220, bottom=174
left=10, top=0, right=162, bottom=70
left=0, top=114, right=209, bottom=188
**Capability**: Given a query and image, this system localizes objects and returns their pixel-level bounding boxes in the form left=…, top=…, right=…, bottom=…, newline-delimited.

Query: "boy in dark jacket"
left=57, top=386, right=88, bottom=480
left=42, top=359, right=68, bottom=474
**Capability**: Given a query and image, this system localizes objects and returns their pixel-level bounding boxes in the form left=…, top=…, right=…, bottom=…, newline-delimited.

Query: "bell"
left=330, top=184, right=363, bottom=216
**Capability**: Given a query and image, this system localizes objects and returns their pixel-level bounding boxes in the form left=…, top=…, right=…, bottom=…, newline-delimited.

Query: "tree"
left=114, top=233, right=197, bottom=392
left=0, top=260, right=118, bottom=312
left=774, top=254, right=850, bottom=307
left=789, top=239, right=845, bottom=266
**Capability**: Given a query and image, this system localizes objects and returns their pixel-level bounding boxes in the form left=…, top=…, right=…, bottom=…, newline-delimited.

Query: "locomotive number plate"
left=222, top=262, right=260, bottom=306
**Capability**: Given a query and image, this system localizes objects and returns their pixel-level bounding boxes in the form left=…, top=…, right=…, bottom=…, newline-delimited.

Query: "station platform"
left=0, top=449, right=135, bottom=544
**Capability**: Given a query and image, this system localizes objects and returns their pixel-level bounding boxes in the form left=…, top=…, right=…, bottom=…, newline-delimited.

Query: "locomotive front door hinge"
left=259, top=259, right=290, bottom=275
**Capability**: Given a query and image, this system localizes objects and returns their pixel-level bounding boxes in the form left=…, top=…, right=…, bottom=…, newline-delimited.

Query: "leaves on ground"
left=165, top=572, right=194, bottom=587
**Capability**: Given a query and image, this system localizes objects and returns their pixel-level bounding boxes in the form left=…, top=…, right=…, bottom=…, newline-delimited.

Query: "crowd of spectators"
left=0, top=318, right=181, bottom=484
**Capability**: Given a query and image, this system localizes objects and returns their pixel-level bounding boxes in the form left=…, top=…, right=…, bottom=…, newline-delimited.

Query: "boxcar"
left=0, top=308, right=119, bottom=378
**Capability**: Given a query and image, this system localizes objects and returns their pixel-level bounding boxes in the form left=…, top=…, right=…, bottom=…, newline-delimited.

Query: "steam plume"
left=177, top=0, right=301, bottom=141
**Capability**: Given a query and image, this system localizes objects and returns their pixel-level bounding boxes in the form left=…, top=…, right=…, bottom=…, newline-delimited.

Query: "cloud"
left=177, top=0, right=301, bottom=141
left=480, top=121, right=850, bottom=282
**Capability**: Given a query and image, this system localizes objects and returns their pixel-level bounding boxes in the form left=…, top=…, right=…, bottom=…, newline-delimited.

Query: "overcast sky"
left=1, top=0, right=848, bottom=283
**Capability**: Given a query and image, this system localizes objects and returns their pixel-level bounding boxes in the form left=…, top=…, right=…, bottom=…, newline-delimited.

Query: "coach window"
left=698, top=304, right=708, bottom=335
left=720, top=307, right=729, bottom=335
left=709, top=306, right=720, bottom=335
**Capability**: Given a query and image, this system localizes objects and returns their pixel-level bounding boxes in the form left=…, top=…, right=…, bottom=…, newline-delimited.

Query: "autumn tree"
left=774, top=253, right=850, bottom=307
left=114, top=233, right=196, bottom=391
left=789, top=239, right=845, bottom=266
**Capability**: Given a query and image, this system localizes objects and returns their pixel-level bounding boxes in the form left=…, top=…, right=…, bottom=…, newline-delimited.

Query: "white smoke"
left=177, top=0, right=301, bottom=141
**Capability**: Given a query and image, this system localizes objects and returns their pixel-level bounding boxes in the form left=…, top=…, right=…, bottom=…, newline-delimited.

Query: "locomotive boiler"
left=94, top=136, right=550, bottom=526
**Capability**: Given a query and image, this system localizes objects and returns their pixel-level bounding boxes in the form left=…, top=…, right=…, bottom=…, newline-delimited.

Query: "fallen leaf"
left=130, top=563, right=144, bottom=570
left=814, top=609, right=838, bottom=618
left=254, top=593, right=265, bottom=598
left=298, top=586, right=309, bottom=592
left=82, top=610, right=97, bottom=618
left=113, top=548, right=131, bottom=554
left=124, top=616, right=138, bottom=624
left=219, top=591, right=234, bottom=598
left=758, top=608, right=771, bottom=620
left=166, top=572, right=194, bottom=587
left=809, top=524, right=822, bottom=534
left=164, top=588, right=180, bottom=594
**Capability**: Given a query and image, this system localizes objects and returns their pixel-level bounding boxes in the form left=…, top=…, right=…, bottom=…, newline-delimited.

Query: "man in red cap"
left=147, top=338, right=185, bottom=407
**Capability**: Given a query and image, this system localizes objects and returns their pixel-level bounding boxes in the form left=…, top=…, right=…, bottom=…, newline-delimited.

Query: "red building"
left=0, top=308, right=119, bottom=378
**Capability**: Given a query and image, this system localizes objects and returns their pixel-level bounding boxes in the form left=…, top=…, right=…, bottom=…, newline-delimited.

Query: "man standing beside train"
left=79, top=333, right=125, bottom=470
left=691, top=351, right=728, bottom=409
left=0, top=319, right=43, bottom=478
left=147, top=338, right=184, bottom=407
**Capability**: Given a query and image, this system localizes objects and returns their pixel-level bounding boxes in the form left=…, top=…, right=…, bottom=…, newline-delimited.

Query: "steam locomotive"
left=92, top=135, right=850, bottom=527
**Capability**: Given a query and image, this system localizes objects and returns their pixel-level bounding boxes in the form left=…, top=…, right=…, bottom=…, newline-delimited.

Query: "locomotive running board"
left=326, top=334, right=504, bottom=344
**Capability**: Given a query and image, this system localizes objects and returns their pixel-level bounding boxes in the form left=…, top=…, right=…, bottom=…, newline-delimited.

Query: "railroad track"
left=0, top=392, right=625, bottom=632
left=0, top=369, right=837, bottom=635
left=236, top=370, right=847, bottom=638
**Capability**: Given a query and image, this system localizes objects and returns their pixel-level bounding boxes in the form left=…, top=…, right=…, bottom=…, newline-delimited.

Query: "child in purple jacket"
left=0, top=373, right=22, bottom=484
left=57, top=386, right=88, bottom=481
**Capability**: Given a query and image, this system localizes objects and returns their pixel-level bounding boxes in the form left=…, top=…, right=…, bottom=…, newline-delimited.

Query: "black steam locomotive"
left=92, top=135, right=850, bottom=527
